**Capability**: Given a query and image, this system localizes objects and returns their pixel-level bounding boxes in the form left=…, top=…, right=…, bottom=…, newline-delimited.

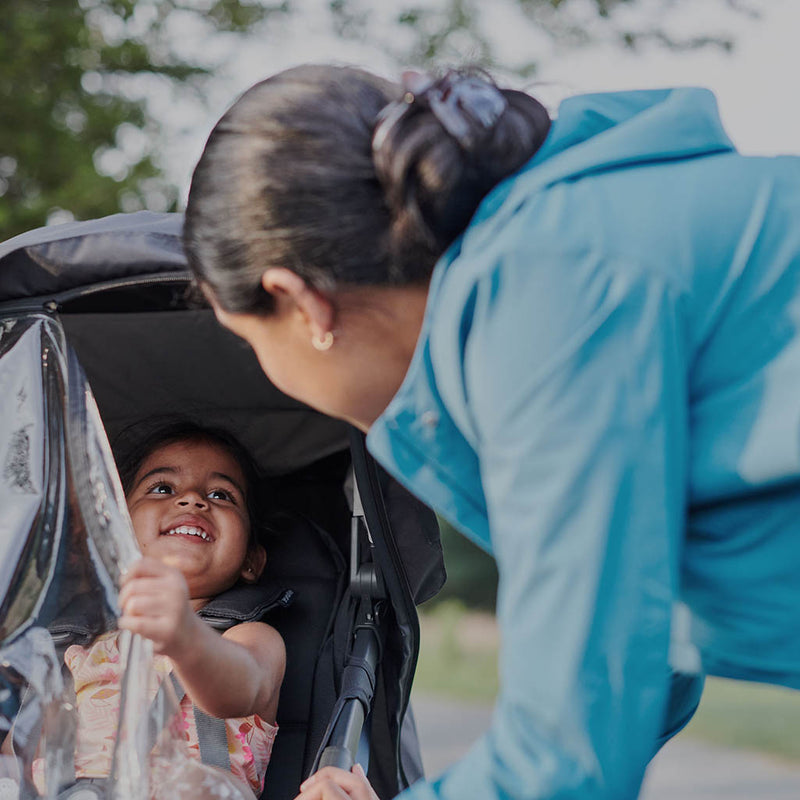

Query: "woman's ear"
left=241, top=543, right=268, bottom=584
left=261, top=268, right=335, bottom=343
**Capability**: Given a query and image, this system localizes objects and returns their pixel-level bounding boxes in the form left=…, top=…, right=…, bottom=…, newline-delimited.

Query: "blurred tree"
left=332, top=0, right=756, bottom=78
left=433, top=518, right=499, bottom=611
left=1, top=0, right=753, bottom=240
left=0, top=0, right=287, bottom=239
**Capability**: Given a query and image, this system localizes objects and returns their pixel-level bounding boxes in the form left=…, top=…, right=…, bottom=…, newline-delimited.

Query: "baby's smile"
left=161, top=524, right=212, bottom=542
left=159, top=513, right=215, bottom=543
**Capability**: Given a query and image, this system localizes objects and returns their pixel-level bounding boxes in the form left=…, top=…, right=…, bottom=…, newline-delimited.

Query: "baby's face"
left=126, top=438, right=252, bottom=601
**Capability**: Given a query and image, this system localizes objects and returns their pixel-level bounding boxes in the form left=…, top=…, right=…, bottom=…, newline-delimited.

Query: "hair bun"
left=372, top=69, right=551, bottom=267
left=373, top=70, right=509, bottom=156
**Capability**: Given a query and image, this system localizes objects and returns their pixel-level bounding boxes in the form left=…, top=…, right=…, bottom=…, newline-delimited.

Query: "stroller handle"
left=316, top=616, right=380, bottom=771
left=319, top=744, right=357, bottom=771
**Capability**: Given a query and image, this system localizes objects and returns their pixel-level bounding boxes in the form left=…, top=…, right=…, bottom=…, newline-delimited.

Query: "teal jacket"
left=368, top=88, right=800, bottom=799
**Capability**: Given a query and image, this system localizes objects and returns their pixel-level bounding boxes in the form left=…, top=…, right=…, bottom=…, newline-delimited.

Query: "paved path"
left=411, top=692, right=800, bottom=799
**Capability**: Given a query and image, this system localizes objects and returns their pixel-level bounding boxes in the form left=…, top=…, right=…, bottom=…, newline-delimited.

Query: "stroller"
left=0, top=212, right=445, bottom=800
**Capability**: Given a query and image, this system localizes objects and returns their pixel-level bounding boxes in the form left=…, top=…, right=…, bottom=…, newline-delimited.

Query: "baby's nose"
left=177, top=492, right=207, bottom=509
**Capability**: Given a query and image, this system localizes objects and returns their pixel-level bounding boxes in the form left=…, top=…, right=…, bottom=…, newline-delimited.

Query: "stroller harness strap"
left=168, top=673, right=232, bottom=773
left=339, top=655, right=377, bottom=709
left=197, top=584, right=295, bottom=631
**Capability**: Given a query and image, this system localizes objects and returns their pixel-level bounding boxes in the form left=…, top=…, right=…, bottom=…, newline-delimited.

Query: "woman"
left=183, top=65, right=800, bottom=800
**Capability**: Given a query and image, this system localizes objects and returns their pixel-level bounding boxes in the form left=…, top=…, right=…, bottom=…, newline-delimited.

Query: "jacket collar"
left=467, top=88, right=736, bottom=247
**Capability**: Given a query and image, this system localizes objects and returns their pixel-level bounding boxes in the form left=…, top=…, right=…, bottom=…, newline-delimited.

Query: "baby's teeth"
left=166, top=525, right=209, bottom=540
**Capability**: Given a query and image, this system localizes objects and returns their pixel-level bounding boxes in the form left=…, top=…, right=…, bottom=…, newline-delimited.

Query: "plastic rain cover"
left=0, top=315, right=252, bottom=800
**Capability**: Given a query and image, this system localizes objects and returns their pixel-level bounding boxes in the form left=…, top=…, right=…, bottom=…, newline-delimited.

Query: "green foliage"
left=417, top=604, right=800, bottom=761
left=416, top=600, right=500, bottom=701
left=684, top=678, right=800, bottom=761
left=396, top=0, right=492, bottom=67
left=0, top=0, right=284, bottom=240
left=1, top=0, right=746, bottom=241
left=428, top=518, right=498, bottom=611
left=384, top=0, right=741, bottom=73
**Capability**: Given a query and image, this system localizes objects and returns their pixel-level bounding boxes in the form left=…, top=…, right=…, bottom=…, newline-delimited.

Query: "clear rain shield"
left=0, top=314, right=251, bottom=800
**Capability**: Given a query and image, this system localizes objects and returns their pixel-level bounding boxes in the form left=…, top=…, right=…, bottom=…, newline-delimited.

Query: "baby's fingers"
left=123, top=556, right=169, bottom=582
left=118, top=614, right=156, bottom=638
left=296, top=765, right=378, bottom=800
left=118, top=578, right=172, bottom=615
left=117, top=613, right=172, bottom=650
left=351, top=764, right=379, bottom=800
left=293, top=783, right=349, bottom=800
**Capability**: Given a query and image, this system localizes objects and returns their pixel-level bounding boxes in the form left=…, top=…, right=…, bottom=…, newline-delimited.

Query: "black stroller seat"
left=259, top=490, right=350, bottom=799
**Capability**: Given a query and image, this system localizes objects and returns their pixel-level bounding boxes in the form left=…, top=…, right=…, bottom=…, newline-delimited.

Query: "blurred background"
left=3, top=1, right=800, bottom=796
left=3, top=0, right=799, bottom=241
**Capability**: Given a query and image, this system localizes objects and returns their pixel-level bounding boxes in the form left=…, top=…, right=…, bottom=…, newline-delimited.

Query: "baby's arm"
left=118, top=557, right=286, bottom=724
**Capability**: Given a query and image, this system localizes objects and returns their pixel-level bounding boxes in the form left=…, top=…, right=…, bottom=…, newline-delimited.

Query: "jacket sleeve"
left=402, top=255, right=689, bottom=800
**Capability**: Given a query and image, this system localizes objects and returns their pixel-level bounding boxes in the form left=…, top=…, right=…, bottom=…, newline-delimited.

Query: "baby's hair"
left=113, top=418, right=263, bottom=541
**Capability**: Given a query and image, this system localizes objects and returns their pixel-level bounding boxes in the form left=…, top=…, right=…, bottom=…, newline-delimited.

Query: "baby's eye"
left=208, top=488, right=235, bottom=503
left=147, top=482, right=174, bottom=495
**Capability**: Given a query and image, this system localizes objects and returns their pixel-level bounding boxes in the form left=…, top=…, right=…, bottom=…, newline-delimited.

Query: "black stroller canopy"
left=0, top=211, right=350, bottom=474
left=0, top=212, right=186, bottom=300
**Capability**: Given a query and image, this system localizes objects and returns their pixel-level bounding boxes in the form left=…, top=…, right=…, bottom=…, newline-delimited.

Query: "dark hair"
left=184, top=64, right=550, bottom=314
left=113, top=418, right=263, bottom=539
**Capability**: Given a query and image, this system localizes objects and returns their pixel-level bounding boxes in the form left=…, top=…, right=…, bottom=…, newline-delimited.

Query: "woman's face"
left=127, top=438, right=256, bottom=602
left=214, top=305, right=338, bottom=416
left=209, top=278, right=430, bottom=431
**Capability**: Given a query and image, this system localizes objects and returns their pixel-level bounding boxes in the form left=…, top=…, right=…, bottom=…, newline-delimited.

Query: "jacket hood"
left=471, top=87, right=737, bottom=229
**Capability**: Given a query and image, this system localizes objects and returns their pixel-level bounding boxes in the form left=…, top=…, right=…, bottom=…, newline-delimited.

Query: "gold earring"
left=312, top=331, right=334, bottom=351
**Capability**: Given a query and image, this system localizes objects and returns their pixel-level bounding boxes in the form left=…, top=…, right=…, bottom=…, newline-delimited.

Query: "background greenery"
left=416, top=600, right=800, bottom=761
left=1, top=0, right=747, bottom=240
left=0, top=0, right=287, bottom=238
left=431, top=519, right=498, bottom=610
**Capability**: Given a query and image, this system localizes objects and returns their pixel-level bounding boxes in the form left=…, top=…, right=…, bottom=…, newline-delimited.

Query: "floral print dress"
left=37, top=631, right=277, bottom=797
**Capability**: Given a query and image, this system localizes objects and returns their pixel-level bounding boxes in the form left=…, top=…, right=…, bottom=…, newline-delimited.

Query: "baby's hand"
left=118, top=557, right=198, bottom=657
left=294, top=764, right=380, bottom=800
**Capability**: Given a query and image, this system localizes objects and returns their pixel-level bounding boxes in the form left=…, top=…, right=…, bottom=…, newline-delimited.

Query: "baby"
left=60, top=421, right=286, bottom=798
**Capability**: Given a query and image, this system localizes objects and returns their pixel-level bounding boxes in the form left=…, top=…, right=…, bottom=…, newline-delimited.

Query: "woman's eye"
left=208, top=488, right=235, bottom=502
